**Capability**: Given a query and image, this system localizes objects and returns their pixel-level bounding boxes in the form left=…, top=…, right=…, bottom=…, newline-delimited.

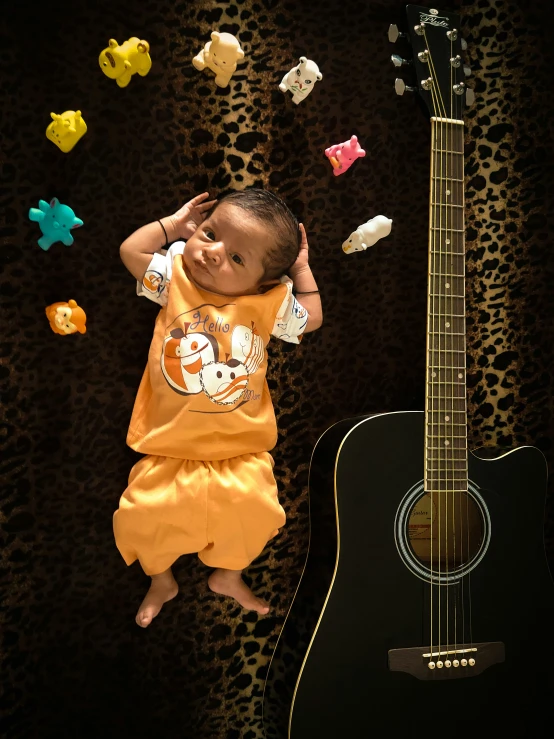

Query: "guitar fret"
left=434, top=149, right=464, bottom=155
left=431, top=203, right=464, bottom=208
left=427, top=434, right=467, bottom=439
left=430, top=273, right=464, bottom=277
left=427, top=421, right=467, bottom=425
left=429, top=349, right=465, bottom=353
left=429, top=331, right=465, bottom=336
left=426, top=467, right=468, bottom=471
left=429, top=293, right=465, bottom=298
left=431, top=228, right=464, bottom=233
left=427, top=446, right=468, bottom=450
left=432, top=176, right=464, bottom=182
left=426, top=410, right=466, bottom=414
left=427, top=381, right=466, bottom=385
left=428, top=313, right=465, bottom=318
left=426, top=477, right=468, bottom=481
left=426, top=466, right=467, bottom=472
left=424, top=487, right=469, bottom=492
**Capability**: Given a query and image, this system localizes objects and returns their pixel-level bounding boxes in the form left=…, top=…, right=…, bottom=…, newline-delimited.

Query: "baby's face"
left=183, top=202, right=276, bottom=296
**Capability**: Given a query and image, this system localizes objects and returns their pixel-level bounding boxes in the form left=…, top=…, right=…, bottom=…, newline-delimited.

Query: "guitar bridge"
left=388, top=642, right=505, bottom=680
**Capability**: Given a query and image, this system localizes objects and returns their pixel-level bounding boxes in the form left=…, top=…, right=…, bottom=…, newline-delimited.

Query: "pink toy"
left=324, top=135, right=366, bottom=176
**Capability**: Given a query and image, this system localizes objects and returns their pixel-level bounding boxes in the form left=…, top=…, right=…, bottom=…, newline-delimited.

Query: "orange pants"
left=113, top=451, right=285, bottom=575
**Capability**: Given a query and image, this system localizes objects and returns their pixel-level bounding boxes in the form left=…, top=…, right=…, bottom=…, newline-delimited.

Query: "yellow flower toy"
left=46, top=110, right=87, bottom=153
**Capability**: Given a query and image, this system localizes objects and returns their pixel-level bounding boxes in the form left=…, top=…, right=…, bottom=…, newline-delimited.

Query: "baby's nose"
left=203, top=243, right=223, bottom=264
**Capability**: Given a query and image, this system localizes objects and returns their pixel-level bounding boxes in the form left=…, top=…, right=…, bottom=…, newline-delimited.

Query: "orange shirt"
left=127, top=244, right=307, bottom=461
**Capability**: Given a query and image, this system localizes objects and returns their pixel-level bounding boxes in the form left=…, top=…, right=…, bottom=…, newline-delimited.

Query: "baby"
left=113, top=189, right=323, bottom=627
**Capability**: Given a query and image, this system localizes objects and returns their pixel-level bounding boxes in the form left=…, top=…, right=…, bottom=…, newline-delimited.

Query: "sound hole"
left=408, top=491, right=483, bottom=569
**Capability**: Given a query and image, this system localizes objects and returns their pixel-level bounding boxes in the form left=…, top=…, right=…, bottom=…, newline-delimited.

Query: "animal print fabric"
left=0, top=0, right=552, bottom=737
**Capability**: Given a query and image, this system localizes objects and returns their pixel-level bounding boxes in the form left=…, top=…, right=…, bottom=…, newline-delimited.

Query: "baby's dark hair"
left=209, top=188, right=301, bottom=280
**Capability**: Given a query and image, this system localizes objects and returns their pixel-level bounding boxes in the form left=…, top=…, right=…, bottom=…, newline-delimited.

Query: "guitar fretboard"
left=425, top=118, right=467, bottom=493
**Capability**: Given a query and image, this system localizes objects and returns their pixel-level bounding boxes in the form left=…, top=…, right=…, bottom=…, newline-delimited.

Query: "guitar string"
left=427, top=32, right=442, bottom=663
left=425, top=26, right=454, bottom=664
left=427, top=27, right=469, bottom=662
left=426, top=36, right=443, bottom=664
left=449, top=34, right=458, bottom=662
left=449, top=35, right=457, bottom=662
left=425, top=32, right=440, bottom=666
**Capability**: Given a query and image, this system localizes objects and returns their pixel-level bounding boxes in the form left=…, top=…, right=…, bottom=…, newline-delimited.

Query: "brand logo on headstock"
left=419, top=12, right=449, bottom=28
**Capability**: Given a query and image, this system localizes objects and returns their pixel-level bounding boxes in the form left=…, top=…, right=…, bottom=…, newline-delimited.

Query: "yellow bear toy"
left=192, top=31, right=244, bottom=88
left=99, top=38, right=152, bottom=88
left=45, top=300, right=87, bottom=336
left=46, top=110, right=87, bottom=153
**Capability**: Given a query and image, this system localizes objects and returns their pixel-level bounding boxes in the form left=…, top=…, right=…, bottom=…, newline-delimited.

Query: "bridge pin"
left=437, top=661, right=444, bottom=668
left=445, top=660, right=452, bottom=668
left=453, top=659, right=460, bottom=667
left=468, top=658, right=476, bottom=666
left=461, top=658, right=468, bottom=667
left=428, top=661, right=436, bottom=670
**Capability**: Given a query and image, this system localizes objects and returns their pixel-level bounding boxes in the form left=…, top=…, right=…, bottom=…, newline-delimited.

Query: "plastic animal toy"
left=45, top=300, right=87, bottom=336
left=325, top=135, right=366, bottom=176
left=192, top=31, right=244, bottom=88
left=46, top=110, right=87, bottom=153
left=342, top=216, right=393, bottom=254
left=279, top=57, right=323, bottom=104
left=99, top=38, right=152, bottom=87
left=29, top=198, right=83, bottom=251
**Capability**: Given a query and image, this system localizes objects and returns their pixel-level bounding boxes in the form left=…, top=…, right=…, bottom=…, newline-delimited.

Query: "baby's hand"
left=172, top=192, right=217, bottom=239
left=290, top=223, right=310, bottom=276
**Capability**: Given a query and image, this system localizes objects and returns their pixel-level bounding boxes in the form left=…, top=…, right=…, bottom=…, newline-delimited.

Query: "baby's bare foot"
left=208, top=568, right=269, bottom=615
left=136, top=568, right=179, bottom=628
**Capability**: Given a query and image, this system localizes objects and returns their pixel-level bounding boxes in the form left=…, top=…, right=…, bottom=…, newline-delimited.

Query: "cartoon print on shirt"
left=142, top=269, right=165, bottom=298
left=200, top=355, right=249, bottom=405
left=161, top=311, right=265, bottom=408
left=273, top=300, right=308, bottom=342
left=230, top=322, right=265, bottom=374
left=161, top=323, right=218, bottom=395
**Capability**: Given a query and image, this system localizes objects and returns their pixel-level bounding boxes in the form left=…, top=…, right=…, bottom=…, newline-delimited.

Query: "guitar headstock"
left=390, top=5, right=473, bottom=121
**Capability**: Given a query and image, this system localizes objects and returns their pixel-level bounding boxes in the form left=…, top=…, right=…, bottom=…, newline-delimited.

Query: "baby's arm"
left=291, top=224, right=323, bottom=333
left=120, top=217, right=179, bottom=282
left=120, top=193, right=216, bottom=282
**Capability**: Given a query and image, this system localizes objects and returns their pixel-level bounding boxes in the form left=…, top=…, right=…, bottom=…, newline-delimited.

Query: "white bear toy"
left=279, top=57, right=322, bottom=104
left=342, top=216, right=393, bottom=254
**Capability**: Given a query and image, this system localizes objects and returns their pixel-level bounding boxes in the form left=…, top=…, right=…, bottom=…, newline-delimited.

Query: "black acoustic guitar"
left=263, top=6, right=554, bottom=738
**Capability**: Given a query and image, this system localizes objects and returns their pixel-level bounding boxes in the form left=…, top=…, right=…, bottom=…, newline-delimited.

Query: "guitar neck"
left=424, top=117, right=468, bottom=493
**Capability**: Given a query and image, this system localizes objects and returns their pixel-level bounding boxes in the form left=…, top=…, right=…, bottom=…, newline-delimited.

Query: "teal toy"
left=29, top=198, right=84, bottom=251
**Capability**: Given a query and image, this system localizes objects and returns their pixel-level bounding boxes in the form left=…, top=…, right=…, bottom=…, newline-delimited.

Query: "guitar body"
left=265, top=7, right=554, bottom=737
left=264, top=411, right=554, bottom=738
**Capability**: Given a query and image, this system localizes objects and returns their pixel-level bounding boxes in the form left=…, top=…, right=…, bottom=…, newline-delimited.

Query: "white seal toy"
left=342, top=215, right=392, bottom=254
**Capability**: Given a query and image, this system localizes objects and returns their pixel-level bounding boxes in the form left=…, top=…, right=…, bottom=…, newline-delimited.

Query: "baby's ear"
left=257, top=278, right=281, bottom=294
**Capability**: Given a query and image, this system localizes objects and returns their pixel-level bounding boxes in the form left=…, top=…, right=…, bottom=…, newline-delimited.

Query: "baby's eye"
left=205, top=230, right=215, bottom=240
left=295, top=68, right=301, bottom=75
left=231, top=254, right=243, bottom=265
left=305, top=79, right=312, bottom=84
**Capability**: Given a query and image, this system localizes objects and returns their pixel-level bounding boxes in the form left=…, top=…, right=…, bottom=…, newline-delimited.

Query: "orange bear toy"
left=45, top=299, right=87, bottom=335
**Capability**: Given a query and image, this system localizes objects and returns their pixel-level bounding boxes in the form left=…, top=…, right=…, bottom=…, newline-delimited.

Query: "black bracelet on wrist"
left=296, top=290, right=320, bottom=295
left=158, top=219, right=168, bottom=246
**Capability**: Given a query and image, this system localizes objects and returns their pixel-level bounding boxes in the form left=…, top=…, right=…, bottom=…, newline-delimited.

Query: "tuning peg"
left=395, top=78, right=417, bottom=96
left=463, top=64, right=471, bottom=77
left=391, top=54, right=412, bottom=68
left=466, top=87, right=475, bottom=105
left=388, top=24, right=408, bottom=43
